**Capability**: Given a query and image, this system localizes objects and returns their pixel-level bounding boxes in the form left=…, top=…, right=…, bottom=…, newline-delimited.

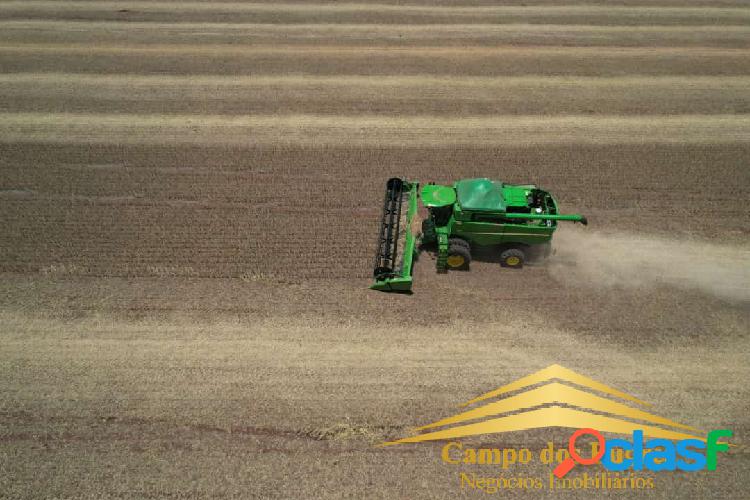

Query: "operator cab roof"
left=455, top=178, right=507, bottom=212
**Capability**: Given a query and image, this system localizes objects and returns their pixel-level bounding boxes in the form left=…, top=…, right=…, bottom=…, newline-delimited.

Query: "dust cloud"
left=548, top=228, right=750, bottom=302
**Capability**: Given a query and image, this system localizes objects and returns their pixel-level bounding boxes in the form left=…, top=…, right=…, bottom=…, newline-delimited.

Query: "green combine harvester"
left=372, top=178, right=587, bottom=292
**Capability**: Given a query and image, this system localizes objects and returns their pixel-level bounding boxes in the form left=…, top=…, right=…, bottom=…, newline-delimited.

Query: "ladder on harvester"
left=436, top=232, right=448, bottom=272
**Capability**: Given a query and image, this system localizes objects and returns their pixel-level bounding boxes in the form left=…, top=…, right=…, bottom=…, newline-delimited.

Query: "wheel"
left=448, top=238, right=470, bottom=251
left=446, top=244, right=471, bottom=270
left=500, top=248, right=525, bottom=269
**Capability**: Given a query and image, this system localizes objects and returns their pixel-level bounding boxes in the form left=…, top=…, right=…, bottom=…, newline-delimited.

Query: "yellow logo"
left=381, top=364, right=705, bottom=446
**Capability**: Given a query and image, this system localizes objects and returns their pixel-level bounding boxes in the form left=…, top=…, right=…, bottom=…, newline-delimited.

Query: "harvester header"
left=371, top=177, right=587, bottom=292
left=372, top=178, right=419, bottom=292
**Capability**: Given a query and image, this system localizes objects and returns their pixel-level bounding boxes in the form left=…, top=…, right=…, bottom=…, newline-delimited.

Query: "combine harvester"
left=372, top=178, right=587, bottom=292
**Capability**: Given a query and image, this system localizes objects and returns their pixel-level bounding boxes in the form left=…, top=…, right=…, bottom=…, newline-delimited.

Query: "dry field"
left=1, top=1, right=749, bottom=498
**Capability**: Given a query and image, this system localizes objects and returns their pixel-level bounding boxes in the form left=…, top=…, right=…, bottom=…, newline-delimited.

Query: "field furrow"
left=2, top=112, right=749, bottom=146
left=1, top=74, right=748, bottom=115
left=2, top=3, right=750, bottom=26
left=4, top=44, right=750, bottom=77
left=2, top=21, right=750, bottom=48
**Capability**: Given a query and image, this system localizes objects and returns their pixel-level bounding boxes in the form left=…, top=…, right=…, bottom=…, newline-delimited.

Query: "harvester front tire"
left=448, top=238, right=470, bottom=251
left=500, top=248, right=525, bottom=269
left=447, top=244, right=471, bottom=270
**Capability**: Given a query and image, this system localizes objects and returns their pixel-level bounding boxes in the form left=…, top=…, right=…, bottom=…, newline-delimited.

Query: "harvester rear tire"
left=500, top=248, right=525, bottom=269
left=447, top=244, right=471, bottom=270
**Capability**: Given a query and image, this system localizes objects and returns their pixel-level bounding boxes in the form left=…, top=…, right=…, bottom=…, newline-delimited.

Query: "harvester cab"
left=371, top=177, right=587, bottom=292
